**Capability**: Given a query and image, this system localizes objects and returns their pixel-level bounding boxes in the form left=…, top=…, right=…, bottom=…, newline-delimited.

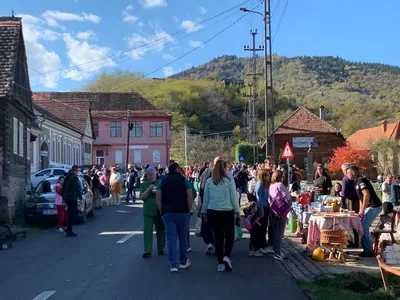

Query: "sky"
left=2, top=0, right=399, bottom=91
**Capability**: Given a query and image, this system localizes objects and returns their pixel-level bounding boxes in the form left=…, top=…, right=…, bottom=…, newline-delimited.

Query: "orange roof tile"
left=347, top=121, right=400, bottom=150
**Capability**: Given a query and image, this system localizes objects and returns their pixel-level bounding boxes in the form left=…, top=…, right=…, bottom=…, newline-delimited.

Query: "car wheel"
left=24, top=215, right=32, bottom=226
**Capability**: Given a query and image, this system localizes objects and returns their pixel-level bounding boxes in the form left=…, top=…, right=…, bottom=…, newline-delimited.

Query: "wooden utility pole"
left=184, top=124, right=188, bottom=172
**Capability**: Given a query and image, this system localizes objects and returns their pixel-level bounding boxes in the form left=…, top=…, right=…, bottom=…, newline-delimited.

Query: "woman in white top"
left=201, top=160, right=240, bottom=272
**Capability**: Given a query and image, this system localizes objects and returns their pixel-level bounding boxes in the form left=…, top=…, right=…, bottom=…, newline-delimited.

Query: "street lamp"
left=240, top=3, right=270, bottom=161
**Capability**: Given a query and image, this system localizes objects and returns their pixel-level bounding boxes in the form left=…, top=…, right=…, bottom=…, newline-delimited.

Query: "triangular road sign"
left=281, top=142, right=294, bottom=159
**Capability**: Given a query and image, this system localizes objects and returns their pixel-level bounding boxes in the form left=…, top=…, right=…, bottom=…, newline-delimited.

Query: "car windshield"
left=35, top=179, right=58, bottom=194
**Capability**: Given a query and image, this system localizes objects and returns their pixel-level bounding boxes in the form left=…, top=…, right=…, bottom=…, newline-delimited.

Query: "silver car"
left=24, top=176, right=95, bottom=224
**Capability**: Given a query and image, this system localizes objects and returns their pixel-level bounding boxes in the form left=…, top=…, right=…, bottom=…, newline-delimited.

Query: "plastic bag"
left=190, top=195, right=199, bottom=214
left=234, top=225, right=243, bottom=242
left=195, top=217, right=202, bottom=237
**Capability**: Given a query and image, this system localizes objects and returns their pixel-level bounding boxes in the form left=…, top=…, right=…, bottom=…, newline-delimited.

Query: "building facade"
left=0, top=17, right=35, bottom=223
left=267, top=106, right=345, bottom=168
left=32, top=93, right=94, bottom=169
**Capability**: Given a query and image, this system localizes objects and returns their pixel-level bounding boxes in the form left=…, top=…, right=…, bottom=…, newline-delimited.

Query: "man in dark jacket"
left=63, top=165, right=82, bottom=237
left=126, top=164, right=138, bottom=204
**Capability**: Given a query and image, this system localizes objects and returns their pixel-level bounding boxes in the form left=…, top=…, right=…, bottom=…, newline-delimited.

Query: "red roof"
left=348, top=120, right=400, bottom=150
left=32, top=93, right=90, bottom=134
left=274, top=106, right=340, bottom=134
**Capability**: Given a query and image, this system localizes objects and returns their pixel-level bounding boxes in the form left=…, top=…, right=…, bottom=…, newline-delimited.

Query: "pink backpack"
left=244, top=215, right=253, bottom=231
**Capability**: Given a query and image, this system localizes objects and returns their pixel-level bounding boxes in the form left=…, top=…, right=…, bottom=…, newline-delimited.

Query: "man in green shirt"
left=140, top=167, right=166, bottom=258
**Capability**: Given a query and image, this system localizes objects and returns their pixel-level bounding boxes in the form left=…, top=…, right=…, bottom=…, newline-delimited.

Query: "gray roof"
left=0, top=17, right=22, bottom=97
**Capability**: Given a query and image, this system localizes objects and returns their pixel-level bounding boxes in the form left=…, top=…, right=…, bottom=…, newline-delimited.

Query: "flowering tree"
left=327, top=142, right=374, bottom=174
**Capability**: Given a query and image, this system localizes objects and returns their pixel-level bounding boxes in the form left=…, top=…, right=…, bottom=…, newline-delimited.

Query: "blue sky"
left=2, top=0, right=399, bottom=91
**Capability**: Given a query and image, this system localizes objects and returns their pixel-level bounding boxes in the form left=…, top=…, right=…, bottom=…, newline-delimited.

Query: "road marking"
left=116, top=210, right=130, bottom=214
left=116, top=234, right=135, bottom=243
left=32, top=291, right=56, bottom=300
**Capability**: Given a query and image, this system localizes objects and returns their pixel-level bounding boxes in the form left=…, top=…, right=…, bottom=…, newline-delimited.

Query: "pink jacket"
left=55, top=182, right=63, bottom=205
left=268, top=182, right=289, bottom=205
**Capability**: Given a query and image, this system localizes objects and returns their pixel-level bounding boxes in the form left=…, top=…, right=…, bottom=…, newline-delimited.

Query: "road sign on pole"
left=281, top=142, right=294, bottom=159
left=238, top=154, right=245, bottom=162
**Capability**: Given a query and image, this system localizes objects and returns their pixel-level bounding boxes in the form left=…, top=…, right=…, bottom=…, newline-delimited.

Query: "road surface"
left=0, top=201, right=308, bottom=300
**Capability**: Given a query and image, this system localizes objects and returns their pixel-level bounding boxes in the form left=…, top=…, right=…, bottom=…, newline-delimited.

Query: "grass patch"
left=298, top=272, right=400, bottom=300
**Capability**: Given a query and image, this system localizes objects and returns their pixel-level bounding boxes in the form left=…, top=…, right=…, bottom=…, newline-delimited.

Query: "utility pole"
left=184, top=124, right=188, bottom=172
left=244, top=30, right=263, bottom=164
left=264, top=0, right=275, bottom=161
left=126, top=110, right=132, bottom=169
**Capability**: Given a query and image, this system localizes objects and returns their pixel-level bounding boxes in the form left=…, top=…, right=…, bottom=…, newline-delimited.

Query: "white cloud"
left=42, top=10, right=101, bottom=27
left=63, top=33, right=115, bottom=81
left=163, top=66, right=176, bottom=77
left=173, top=16, right=179, bottom=23
left=77, top=31, right=95, bottom=40
left=19, top=19, right=62, bottom=88
left=122, top=5, right=139, bottom=23
left=180, top=20, right=203, bottom=33
left=188, top=40, right=204, bottom=48
left=16, top=14, right=42, bottom=24
left=139, top=0, right=167, bottom=8
left=199, top=6, right=207, bottom=14
left=125, top=29, right=175, bottom=60
left=162, top=53, right=176, bottom=61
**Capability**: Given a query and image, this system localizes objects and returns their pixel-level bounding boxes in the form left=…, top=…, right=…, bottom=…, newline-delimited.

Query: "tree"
left=327, top=142, right=374, bottom=175
left=370, top=138, right=400, bottom=175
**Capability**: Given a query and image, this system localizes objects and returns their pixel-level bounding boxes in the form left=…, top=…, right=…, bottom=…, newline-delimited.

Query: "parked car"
left=30, top=167, right=70, bottom=189
left=24, top=176, right=95, bottom=224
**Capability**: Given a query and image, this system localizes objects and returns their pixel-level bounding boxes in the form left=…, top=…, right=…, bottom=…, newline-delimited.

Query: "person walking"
left=55, top=176, right=67, bottom=233
left=269, top=170, right=290, bottom=261
left=92, top=171, right=102, bottom=209
left=254, top=168, right=273, bottom=254
left=126, top=164, right=139, bottom=204
left=62, top=165, right=82, bottom=237
left=201, top=160, right=240, bottom=272
left=235, top=165, right=250, bottom=205
left=314, top=164, right=333, bottom=195
left=340, top=163, right=360, bottom=212
left=346, top=166, right=382, bottom=257
left=100, top=170, right=110, bottom=199
left=156, top=163, right=194, bottom=272
left=140, top=167, right=166, bottom=258
left=391, top=176, right=400, bottom=207
left=110, top=167, right=121, bottom=206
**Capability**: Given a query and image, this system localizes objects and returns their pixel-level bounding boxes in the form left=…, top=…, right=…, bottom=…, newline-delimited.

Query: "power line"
left=29, top=1, right=252, bottom=78
left=273, top=0, right=290, bottom=42
left=272, top=0, right=281, bottom=17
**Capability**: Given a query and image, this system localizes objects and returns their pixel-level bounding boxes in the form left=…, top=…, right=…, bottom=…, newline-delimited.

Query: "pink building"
left=30, top=92, right=171, bottom=168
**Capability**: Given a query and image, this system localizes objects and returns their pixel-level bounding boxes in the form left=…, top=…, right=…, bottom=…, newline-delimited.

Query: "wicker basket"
left=320, top=229, right=348, bottom=245
left=332, top=204, right=341, bottom=213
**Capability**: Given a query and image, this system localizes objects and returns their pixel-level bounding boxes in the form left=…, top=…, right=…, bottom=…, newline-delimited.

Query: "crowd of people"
left=54, top=156, right=398, bottom=270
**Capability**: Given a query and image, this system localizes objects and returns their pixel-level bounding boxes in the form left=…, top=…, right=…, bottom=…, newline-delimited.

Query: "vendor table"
left=307, top=214, right=364, bottom=249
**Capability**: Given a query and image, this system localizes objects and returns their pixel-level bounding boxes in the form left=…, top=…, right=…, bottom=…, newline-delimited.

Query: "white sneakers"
left=217, top=264, right=225, bottom=272
left=57, top=228, right=64, bottom=233
left=179, top=259, right=192, bottom=269
left=222, top=256, right=232, bottom=272
left=260, top=248, right=274, bottom=254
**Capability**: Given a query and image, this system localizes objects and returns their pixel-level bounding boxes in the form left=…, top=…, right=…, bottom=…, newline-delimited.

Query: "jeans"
left=187, top=214, right=192, bottom=248
left=260, top=206, right=273, bottom=248
left=361, top=206, right=382, bottom=252
left=126, top=188, right=136, bottom=202
left=162, top=213, right=189, bottom=267
left=249, top=224, right=262, bottom=251
left=272, top=213, right=287, bottom=255
left=207, top=210, right=235, bottom=264
left=65, top=200, right=77, bottom=234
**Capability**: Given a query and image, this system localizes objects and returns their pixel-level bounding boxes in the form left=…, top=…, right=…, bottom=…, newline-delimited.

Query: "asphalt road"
left=0, top=201, right=308, bottom=300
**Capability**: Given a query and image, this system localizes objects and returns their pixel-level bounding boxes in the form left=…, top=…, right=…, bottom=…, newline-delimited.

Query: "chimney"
left=319, top=105, right=326, bottom=120
left=381, top=120, right=388, bottom=133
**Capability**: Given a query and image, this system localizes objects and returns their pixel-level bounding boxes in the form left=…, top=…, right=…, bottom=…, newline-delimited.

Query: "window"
left=150, top=122, right=163, bottom=137
left=115, top=150, right=123, bottom=164
left=96, top=150, right=105, bottom=165
left=13, top=118, right=18, bottom=154
left=129, top=121, right=143, bottom=137
left=63, top=143, right=67, bottom=163
left=134, top=150, right=141, bottom=163
left=19, top=122, right=24, bottom=156
left=84, top=142, right=92, bottom=154
left=110, top=121, right=122, bottom=137
left=68, top=144, right=72, bottom=165
left=35, top=169, right=51, bottom=177
left=52, top=139, right=56, bottom=162
left=53, top=169, right=67, bottom=176
left=57, top=139, right=61, bottom=163
left=35, top=180, right=56, bottom=194
left=27, top=128, right=30, bottom=160
left=152, top=150, right=160, bottom=163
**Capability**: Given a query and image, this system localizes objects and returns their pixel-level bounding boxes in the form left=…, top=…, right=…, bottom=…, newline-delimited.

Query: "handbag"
left=195, top=217, right=202, bottom=237
left=190, top=195, right=199, bottom=214
left=234, top=225, right=243, bottom=241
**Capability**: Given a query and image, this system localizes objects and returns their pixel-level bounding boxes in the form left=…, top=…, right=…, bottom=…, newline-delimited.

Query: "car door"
left=81, top=178, right=93, bottom=212
left=31, top=169, right=52, bottom=188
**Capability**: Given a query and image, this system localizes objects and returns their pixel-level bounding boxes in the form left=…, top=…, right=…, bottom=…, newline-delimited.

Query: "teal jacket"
left=201, top=177, right=240, bottom=213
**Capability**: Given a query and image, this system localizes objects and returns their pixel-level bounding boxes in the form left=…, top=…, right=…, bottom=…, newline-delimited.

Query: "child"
left=244, top=201, right=263, bottom=257
left=333, top=182, right=342, bottom=197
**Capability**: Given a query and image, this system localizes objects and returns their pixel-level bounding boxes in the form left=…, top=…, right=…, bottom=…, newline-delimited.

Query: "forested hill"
left=172, top=55, right=400, bottom=135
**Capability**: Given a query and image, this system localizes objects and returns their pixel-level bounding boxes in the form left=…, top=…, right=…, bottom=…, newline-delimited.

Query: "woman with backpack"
left=269, top=170, right=290, bottom=261
left=55, top=176, right=68, bottom=232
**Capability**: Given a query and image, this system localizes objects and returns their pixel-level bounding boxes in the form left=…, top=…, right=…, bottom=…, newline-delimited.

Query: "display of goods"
left=320, top=229, right=348, bottom=245
left=312, top=247, right=325, bottom=261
